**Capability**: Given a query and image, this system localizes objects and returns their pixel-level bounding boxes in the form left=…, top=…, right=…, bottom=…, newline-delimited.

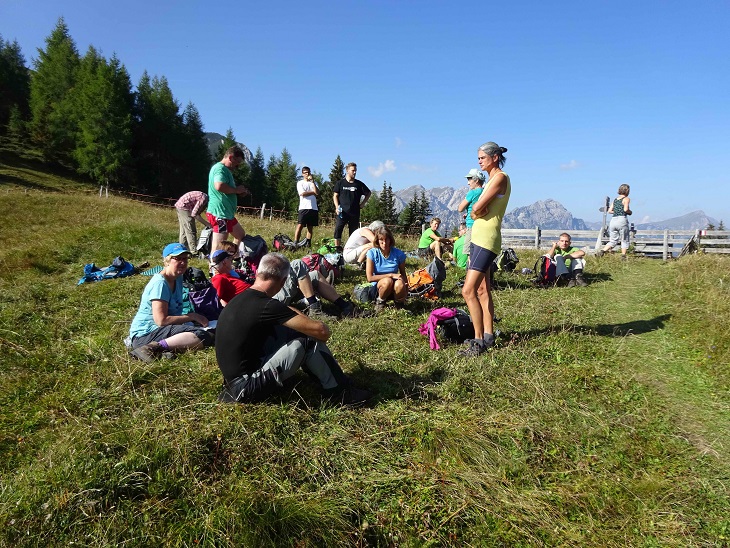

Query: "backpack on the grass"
left=436, top=309, right=475, bottom=343
left=273, top=233, right=297, bottom=252
left=240, top=235, right=267, bottom=270
left=196, top=227, right=213, bottom=257
left=353, top=283, right=377, bottom=303
left=495, top=248, right=519, bottom=272
left=317, top=238, right=338, bottom=255
left=407, top=268, right=438, bottom=300
left=301, top=253, right=342, bottom=283
left=533, top=255, right=556, bottom=287
left=182, top=267, right=221, bottom=320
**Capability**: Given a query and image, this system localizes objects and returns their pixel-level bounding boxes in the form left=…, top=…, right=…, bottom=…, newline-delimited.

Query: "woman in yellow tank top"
left=460, top=141, right=511, bottom=357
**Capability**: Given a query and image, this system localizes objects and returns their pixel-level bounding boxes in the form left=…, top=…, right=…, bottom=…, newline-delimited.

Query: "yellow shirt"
left=471, top=173, right=511, bottom=254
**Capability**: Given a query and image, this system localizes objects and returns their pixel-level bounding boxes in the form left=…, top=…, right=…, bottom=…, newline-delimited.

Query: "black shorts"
left=468, top=243, right=497, bottom=273
left=297, top=209, right=319, bottom=226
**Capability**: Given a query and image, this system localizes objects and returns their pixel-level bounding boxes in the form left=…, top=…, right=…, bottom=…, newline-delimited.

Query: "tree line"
left=0, top=19, right=431, bottom=231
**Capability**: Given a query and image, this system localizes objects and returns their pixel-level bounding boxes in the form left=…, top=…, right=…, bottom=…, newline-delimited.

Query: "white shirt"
left=297, top=178, right=318, bottom=211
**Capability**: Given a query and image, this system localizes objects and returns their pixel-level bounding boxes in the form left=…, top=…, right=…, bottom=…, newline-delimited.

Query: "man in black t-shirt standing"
left=215, top=253, right=371, bottom=405
left=333, top=162, right=371, bottom=248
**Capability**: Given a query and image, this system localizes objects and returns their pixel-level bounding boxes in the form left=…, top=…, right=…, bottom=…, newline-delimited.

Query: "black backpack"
left=273, top=233, right=297, bottom=251
left=436, top=309, right=475, bottom=343
left=183, top=267, right=210, bottom=291
left=533, top=256, right=556, bottom=287
left=495, top=248, right=519, bottom=272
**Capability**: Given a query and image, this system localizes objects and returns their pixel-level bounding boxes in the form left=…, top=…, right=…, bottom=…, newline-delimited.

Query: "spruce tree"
left=181, top=102, right=212, bottom=193
left=266, top=148, right=298, bottom=213
left=29, top=18, right=80, bottom=163
left=360, top=190, right=382, bottom=224
left=246, top=147, right=270, bottom=207
left=379, top=181, right=398, bottom=225
left=73, top=49, right=133, bottom=187
left=0, top=35, right=31, bottom=134
left=319, top=154, right=345, bottom=219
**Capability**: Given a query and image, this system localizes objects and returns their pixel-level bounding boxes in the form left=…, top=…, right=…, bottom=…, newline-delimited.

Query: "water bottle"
left=337, top=205, right=343, bottom=219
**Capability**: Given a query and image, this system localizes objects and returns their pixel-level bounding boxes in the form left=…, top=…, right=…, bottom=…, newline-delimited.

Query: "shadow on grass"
left=0, top=172, right=59, bottom=192
left=502, top=313, right=673, bottom=345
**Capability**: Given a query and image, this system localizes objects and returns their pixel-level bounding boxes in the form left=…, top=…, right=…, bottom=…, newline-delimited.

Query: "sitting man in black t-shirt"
left=215, top=252, right=371, bottom=406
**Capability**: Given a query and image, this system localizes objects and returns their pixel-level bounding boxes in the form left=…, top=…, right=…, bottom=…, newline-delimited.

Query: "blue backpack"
left=77, top=256, right=136, bottom=285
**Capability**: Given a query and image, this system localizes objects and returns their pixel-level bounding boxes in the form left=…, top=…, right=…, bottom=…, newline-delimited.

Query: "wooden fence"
left=500, top=228, right=730, bottom=259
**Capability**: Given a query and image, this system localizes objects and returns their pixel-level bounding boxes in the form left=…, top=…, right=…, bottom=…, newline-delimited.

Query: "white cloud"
left=368, top=159, right=397, bottom=178
left=560, top=159, right=580, bottom=170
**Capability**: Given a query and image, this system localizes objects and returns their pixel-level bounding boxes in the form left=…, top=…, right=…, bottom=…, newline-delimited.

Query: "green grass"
left=1, top=150, right=729, bottom=546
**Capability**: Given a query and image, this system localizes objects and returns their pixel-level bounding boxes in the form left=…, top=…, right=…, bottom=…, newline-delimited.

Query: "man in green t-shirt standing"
left=206, top=146, right=250, bottom=252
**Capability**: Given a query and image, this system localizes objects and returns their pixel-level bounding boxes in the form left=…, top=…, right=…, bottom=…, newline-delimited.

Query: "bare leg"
left=476, top=275, right=494, bottom=336
left=230, top=222, right=246, bottom=247
left=211, top=231, right=228, bottom=253
left=294, top=223, right=304, bottom=242
left=297, top=275, right=316, bottom=299
left=305, top=224, right=314, bottom=240
left=430, top=240, right=442, bottom=259
left=393, top=279, right=407, bottom=303
left=376, top=277, right=395, bottom=300
left=462, top=269, right=486, bottom=338
left=162, top=332, right=204, bottom=352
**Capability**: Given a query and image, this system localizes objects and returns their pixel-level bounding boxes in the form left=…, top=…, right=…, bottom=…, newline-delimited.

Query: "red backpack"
left=533, top=255, right=556, bottom=287
left=300, top=253, right=341, bottom=283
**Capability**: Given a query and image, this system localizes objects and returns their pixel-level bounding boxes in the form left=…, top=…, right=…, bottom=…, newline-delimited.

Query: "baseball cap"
left=464, top=168, right=485, bottom=182
left=162, top=243, right=190, bottom=258
left=211, top=249, right=231, bottom=265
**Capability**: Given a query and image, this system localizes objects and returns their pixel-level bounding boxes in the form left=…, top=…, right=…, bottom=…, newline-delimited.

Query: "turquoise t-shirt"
left=207, top=162, right=237, bottom=219
left=418, top=228, right=441, bottom=249
left=129, top=273, right=184, bottom=339
left=464, top=187, right=483, bottom=228
left=452, top=235, right=468, bottom=269
left=366, top=247, right=406, bottom=275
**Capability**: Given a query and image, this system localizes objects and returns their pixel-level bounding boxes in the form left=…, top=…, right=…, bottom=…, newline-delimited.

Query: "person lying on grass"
left=209, top=249, right=252, bottom=306
left=216, top=253, right=371, bottom=406
left=365, top=225, right=408, bottom=313
left=128, top=243, right=213, bottom=363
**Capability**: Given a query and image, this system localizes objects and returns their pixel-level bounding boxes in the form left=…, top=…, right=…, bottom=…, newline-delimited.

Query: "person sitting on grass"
left=274, top=257, right=355, bottom=319
left=417, top=217, right=452, bottom=260
left=343, top=220, right=384, bottom=268
left=365, top=225, right=408, bottom=313
left=209, top=249, right=252, bottom=306
left=215, top=253, right=371, bottom=406
left=128, top=243, right=213, bottom=363
left=452, top=223, right=468, bottom=269
left=547, top=233, right=588, bottom=287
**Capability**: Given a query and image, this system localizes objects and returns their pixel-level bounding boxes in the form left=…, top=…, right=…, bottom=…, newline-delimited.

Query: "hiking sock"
left=306, top=238, right=311, bottom=248
left=306, top=296, right=319, bottom=306
left=482, top=333, right=495, bottom=348
left=158, top=339, right=170, bottom=350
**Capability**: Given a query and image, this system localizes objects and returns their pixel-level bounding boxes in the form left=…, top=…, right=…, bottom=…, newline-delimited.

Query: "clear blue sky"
left=3, top=0, right=729, bottom=224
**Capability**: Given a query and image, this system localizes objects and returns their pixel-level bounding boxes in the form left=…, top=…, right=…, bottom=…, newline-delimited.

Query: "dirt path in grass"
left=590, top=258, right=730, bottom=472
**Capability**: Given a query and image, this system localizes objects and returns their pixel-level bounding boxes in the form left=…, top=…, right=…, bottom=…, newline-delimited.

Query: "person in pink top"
left=174, top=191, right=211, bottom=252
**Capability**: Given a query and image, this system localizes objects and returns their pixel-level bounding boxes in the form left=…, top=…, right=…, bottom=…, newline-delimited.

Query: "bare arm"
left=366, top=257, right=402, bottom=282
left=151, top=299, right=208, bottom=328
left=457, top=198, right=469, bottom=212
left=623, top=197, right=632, bottom=216
left=214, top=180, right=249, bottom=196
left=471, top=174, right=506, bottom=219
left=360, top=189, right=371, bottom=207
left=282, top=313, right=331, bottom=342
left=194, top=214, right=211, bottom=228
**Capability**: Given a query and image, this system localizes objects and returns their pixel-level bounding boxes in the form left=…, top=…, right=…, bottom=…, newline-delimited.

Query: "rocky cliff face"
left=204, top=132, right=253, bottom=165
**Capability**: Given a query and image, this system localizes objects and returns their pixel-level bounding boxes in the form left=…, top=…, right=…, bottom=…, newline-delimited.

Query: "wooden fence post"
left=260, top=203, right=266, bottom=219
left=269, top=206, right=273, bottom=221
left=662, top=229, right=669, bottom=260
left=535, top=226, right=541, bottom=249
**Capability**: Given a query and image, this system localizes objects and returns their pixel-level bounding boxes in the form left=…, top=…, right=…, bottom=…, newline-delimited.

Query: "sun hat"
left=162, top=243, right=190, bottom=258
left=211, top=249, right=231, bottom=265
left=464, top=168, right=485, bottom=182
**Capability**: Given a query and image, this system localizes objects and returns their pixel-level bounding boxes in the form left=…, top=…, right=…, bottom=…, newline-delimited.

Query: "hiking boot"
left=621, top=254, right=628, bottom=261
left=339, top=302, right=356, bottom=318
left=556, top=274, right=570, bottom=287
left=595, top=249, right=605, bottom=257
left=575, top=272, right=588, bottom=287
left=307, top=301, right=336, bottom=320
left=374, top=298, right=386, bottom=314
left=567, top=278, right=576, bottom=288
left=129, top=342, right=162, bottom=363
left=324, top=385, right=373, bottom=407
left=458, top=339, right=487, bottom=357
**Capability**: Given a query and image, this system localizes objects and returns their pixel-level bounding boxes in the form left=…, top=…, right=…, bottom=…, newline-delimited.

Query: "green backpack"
left=317, top=238, right=338, bottom=255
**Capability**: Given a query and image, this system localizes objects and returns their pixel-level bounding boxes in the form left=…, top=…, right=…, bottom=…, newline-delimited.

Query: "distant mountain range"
left=387, top=185, right=717, bottom=232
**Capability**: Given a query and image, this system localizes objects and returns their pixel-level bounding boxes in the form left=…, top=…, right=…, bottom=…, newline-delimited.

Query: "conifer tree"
left=379, top=181, right=398, bottom=225
left=267, top=148, right=298, bottom=212
left=319, top=155, right=345, bottom=219
left=29, top=18, right=80, bottom=163
left=0, top=35, right=30, bottom=134
left=73, top=49, right=133, bottom=186
left=245, top=146, right=270, bottom=207
left=360, top=190, right=382, bottom=224
left=180, top=102, right=211, bottom=193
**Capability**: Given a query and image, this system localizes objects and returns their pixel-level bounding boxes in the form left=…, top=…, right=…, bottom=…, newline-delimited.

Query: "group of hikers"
left=135, top=142, right=633, bottom=406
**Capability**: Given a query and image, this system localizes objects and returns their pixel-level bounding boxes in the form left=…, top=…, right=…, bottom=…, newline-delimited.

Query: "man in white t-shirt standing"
left=294, top=166, right=319, bottom=248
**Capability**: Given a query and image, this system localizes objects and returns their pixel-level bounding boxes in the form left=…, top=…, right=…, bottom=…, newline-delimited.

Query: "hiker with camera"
left=215, top=253, right=371, bottom=406
left=547, top=233, right=588, bottom=287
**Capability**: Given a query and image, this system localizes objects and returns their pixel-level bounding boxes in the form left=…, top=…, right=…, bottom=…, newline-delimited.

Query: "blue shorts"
left=468, top=243, right=497, bottom=273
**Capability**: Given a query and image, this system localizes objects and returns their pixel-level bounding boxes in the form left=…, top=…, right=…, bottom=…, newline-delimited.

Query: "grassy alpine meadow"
left=1, top=151, right=729, bottom=546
